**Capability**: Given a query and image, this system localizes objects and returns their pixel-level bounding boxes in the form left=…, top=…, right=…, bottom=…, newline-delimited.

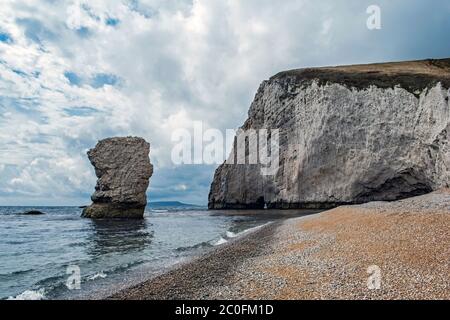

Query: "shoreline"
left=109, top=189, right=450, bottom=300
left=73, top=218, right=283, bottom=300
left=108, top=220, right=282, bottom=300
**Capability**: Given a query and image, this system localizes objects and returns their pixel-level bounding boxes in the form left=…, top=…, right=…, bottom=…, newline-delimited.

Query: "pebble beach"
left=110, top=189, right=450, bottom=300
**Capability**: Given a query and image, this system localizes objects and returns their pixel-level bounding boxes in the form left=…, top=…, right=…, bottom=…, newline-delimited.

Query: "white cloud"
left=0, top=0, right=449, bottom=204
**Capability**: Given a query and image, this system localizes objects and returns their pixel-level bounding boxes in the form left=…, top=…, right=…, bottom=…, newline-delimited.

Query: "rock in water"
left=82, top=137, right=153, bottom=219
left=22, top=210, right=45, bottom=215
left=209, top=59, right=450, bottom=209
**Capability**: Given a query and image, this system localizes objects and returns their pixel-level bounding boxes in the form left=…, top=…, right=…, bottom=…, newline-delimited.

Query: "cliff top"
left=271, top=58, right=450, bottom=93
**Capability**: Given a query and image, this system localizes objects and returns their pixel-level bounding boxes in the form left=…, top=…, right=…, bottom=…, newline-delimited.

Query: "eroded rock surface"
left=209, top=59, right=450, bottom=209
left=82, top=137, right=153, bottom=219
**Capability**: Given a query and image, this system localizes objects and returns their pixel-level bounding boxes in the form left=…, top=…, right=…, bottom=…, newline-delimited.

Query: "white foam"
left=88, top=271, right=107, bottom=280
left=213, top=237, right=228, bottom=246
left=149, top=209, right=169, bottom=213
left=233, top=222, right=272, bottom=238
left=8, top=288, right=46, bottom=300
left=226, top=231, right=237, bottom=238
left=215, top=223, right=272, bottom=246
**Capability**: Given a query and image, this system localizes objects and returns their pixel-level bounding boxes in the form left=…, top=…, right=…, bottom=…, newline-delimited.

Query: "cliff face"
left=82, top=137, right=153, bottom=219
left=209, top=59, right=450, bottom=209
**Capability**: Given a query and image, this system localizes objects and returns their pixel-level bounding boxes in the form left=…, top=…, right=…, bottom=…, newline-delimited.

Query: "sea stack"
left=82, top=137, right=153, bottom=219
left=209, top=58, right=450, bottom=209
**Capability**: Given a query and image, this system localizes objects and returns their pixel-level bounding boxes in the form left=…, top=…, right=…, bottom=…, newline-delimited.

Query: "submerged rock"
left=209, top=58, right=450, bottom=209
left=82, top=137, right=153, bottom=219
left=22, top=210, right=45, bottom=215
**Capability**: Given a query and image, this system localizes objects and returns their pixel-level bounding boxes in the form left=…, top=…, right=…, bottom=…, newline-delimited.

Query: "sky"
left=0, top=0, right=449, bottom=206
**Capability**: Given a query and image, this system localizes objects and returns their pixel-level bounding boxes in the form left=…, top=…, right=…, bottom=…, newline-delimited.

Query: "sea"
left=0, top=205, right=318, bottom=300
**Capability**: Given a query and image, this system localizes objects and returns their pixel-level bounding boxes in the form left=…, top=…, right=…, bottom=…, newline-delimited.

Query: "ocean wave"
left=175, top=241, right=213, bottom=252
left=8, top=288, right=46, bottom=300
left=222, top=223, right=272, bottom=242
left=35, top=274, right=66, bottom=287
left=235, top=223, right=271, bottom=236
left=148, top=210, right=208, bottom=218
left=177, top=223, right=272, bottom=251
left=213, top=237, right=228, bottom=246
left=91, top=260, right=145, bottom=277
left=226, top=231, right=237, bottom=238
left=0, top=268, right=34, bottom=277
left=88, top=271, right=107, bottom=281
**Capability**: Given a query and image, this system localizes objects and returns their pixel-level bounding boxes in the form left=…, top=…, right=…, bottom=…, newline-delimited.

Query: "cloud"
left=0, top=0, right=449, bottom=205
left=16, top=17, right=58, bottom=44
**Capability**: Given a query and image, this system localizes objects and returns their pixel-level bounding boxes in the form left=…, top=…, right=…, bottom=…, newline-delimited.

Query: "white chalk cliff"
left=209, top=59, right=450, bottom=209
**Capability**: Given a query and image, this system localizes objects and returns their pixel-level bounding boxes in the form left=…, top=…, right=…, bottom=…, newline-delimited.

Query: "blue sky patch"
left=90, top=73, right=120, bottom=88
left=127, top=0, right=156, bottom=18
left=12, top=69, right=27, bottom=77
left=105, top=17, right=120, bottom=26
left=0, top=96, right=43, bottom=119
left=0, top=32, right=13, bottom=43
left=64, top=72, right=121, bottom=88
left=81, top=3, right=101, bottom=21
left=75, top=27, right=91, bottom=38
left=64, top=71, right=83, bottom=86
